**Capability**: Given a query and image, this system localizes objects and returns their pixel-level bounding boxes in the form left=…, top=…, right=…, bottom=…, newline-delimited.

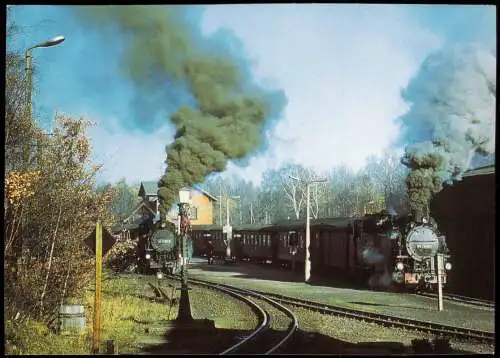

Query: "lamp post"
left=289, top=176, right=327, bottom=283
left=225, top=195, right=240, bottom=259
left=24, top=35, right=65, bottom=169
left=176, top=189, right=193, bottom=323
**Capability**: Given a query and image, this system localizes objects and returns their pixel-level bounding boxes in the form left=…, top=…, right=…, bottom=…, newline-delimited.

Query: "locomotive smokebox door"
left=288, top=231, right=298, bottom=255
left=151, top=229, right=176, bottom=252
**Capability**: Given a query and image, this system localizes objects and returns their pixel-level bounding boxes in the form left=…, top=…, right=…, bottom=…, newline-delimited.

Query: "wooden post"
left=93, top=221, right=103, bottom=354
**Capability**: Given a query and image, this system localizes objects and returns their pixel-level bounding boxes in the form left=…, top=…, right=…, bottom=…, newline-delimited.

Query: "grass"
left=189, top=285, right=258, bottom=330
left=6, top=267, right=493, bottom=355
left=187, top=264, right=495, bottom=332
left=5, top=319, right=90, bottom=355
left=5, top=271, right=259, bottom=355
left=248, top=297, right=292, bottom=331
left=294, top=305, right=432, bottom=344
left=281, top=305, right=494, bottom=354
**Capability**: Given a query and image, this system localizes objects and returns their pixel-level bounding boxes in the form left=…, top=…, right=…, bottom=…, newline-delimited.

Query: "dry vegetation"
left=4, top=12, right=117, bottom=354
left=5, top=274, right=260, bottom=355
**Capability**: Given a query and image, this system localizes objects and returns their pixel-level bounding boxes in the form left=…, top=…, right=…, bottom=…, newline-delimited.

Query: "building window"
left=190, top=207, right=198, bottom=220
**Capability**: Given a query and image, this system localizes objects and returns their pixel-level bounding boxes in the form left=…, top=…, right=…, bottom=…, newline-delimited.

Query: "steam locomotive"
left=136, top=217, right=193, bottom=275
left=191, top=211, right=452, bottom=292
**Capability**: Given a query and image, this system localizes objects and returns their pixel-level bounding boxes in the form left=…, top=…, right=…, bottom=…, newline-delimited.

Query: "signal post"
left=153, top=189, right=215, bottom=352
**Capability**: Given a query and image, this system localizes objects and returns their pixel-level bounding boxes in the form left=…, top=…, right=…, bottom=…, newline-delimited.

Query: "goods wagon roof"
left=462, top=164, right=495, bottom=178
left=191, top=224, right=275, bottom=232
left=233, top=223, right=275, bottom=231
left=191, top=224, right=222, bottom=231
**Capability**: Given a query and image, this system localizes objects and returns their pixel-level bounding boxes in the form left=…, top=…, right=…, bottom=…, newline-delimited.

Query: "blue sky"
left=8, top=5, right=496, bottom=186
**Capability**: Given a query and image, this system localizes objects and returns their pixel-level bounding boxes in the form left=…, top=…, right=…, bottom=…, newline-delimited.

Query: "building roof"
left=126, top=200, right=156, bottom=220
left=139, top=181, right=159, bottom=197
left=462, top=164, right=495, bottom=178
left=138, top=181, right=218, bottom=201
left=191, top=185, right=219, bottom=202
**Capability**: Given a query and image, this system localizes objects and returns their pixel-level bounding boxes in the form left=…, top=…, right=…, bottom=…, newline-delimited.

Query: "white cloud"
left=201, top=4, right=441, bottom=185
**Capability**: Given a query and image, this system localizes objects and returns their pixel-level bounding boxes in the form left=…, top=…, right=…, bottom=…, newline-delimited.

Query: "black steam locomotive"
left=191, top=211, right=451, bottom=292
left=357, top=212, right=451, bottom=291
left=136, top=217, right=193, bottom=275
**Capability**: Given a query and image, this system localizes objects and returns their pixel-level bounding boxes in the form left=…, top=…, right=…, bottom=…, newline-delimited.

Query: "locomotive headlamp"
left=145, top=253, right=151, bottom=260
left=396, top=262, right=404, bottom=271
left=445, top=262, right=452, bottom=270
left=156, top=271, right=163, bottom=280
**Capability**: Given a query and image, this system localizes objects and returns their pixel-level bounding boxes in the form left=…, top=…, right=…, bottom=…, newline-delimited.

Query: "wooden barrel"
left=58, top=304, right=86, bottom=335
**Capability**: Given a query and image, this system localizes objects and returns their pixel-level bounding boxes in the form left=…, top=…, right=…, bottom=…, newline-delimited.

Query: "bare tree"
left=365, top=149, right=409, bottom=214
left=297, top=167, right=330, bottom=219
left=276, top=164, right=308, bottom=219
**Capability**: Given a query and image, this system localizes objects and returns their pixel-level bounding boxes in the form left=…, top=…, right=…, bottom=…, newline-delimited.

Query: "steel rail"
left=167, top=275, right=298, bottom=354
left=215, top=285, right=270, bottom=355
left=187, top=277, right=493, bottom=345
left=162, top=274, right=271, bottom=355
left=209, top=282, right=299, bottom=355
left=250, top=288, right=494, bottom=344
left=416, top=292, right=495, bottom=309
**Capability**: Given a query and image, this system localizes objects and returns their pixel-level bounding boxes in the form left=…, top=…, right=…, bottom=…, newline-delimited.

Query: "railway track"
left=166, top=275, right=298, bottom=354
left=186, top=277, right=494, bottom=345
left=416, top=292, right=495, bottom=309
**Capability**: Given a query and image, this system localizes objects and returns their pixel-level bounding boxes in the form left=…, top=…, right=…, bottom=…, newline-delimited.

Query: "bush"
left=105, top=237, right=139, bottom=272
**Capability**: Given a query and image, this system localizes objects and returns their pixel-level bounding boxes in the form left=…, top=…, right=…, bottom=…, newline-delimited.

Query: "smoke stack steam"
left=399, top=43, right=496, bottom=220
left=76, top=6, right=286, bottom=217
left=362, top=247, right=385, bottom=265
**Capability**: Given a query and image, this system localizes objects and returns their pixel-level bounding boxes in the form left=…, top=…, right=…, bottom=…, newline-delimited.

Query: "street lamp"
left=176, top=188, right=193, bottom=323
left=224, top=195, right=240, bottom=260
left=289, top=175, right=327, bottom=283
left=24, top=35, right=65, bottom=169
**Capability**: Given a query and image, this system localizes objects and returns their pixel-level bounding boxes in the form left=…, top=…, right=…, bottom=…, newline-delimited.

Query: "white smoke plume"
left=362, top=243, right=393, bottom=289
left=398, top=6, right=495, bottom=219
left=362, top=246, right=386, bottom=265
left=368, top=268, right=392, bottom=289
left=399, top=43, right=496, bottom=219
left=401, top=43, right=496, bottom=182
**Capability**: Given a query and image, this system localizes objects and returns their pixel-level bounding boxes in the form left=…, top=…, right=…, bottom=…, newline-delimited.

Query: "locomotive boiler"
left=388, top=215, right=451, bottom=291
left=137, top=216, right=193, bottom=275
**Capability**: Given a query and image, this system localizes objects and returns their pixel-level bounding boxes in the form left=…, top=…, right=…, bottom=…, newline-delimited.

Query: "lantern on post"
left=176, top=188, right=193, bottom=323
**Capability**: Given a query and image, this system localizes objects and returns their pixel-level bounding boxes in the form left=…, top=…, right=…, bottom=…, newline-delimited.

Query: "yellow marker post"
left=92, top=220, right=103, bottom=354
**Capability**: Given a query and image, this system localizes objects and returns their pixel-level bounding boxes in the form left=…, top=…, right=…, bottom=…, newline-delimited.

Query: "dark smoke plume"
left=399, top=43, right=496, bottom=220
left=76, top=6, right=286, bottom=217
